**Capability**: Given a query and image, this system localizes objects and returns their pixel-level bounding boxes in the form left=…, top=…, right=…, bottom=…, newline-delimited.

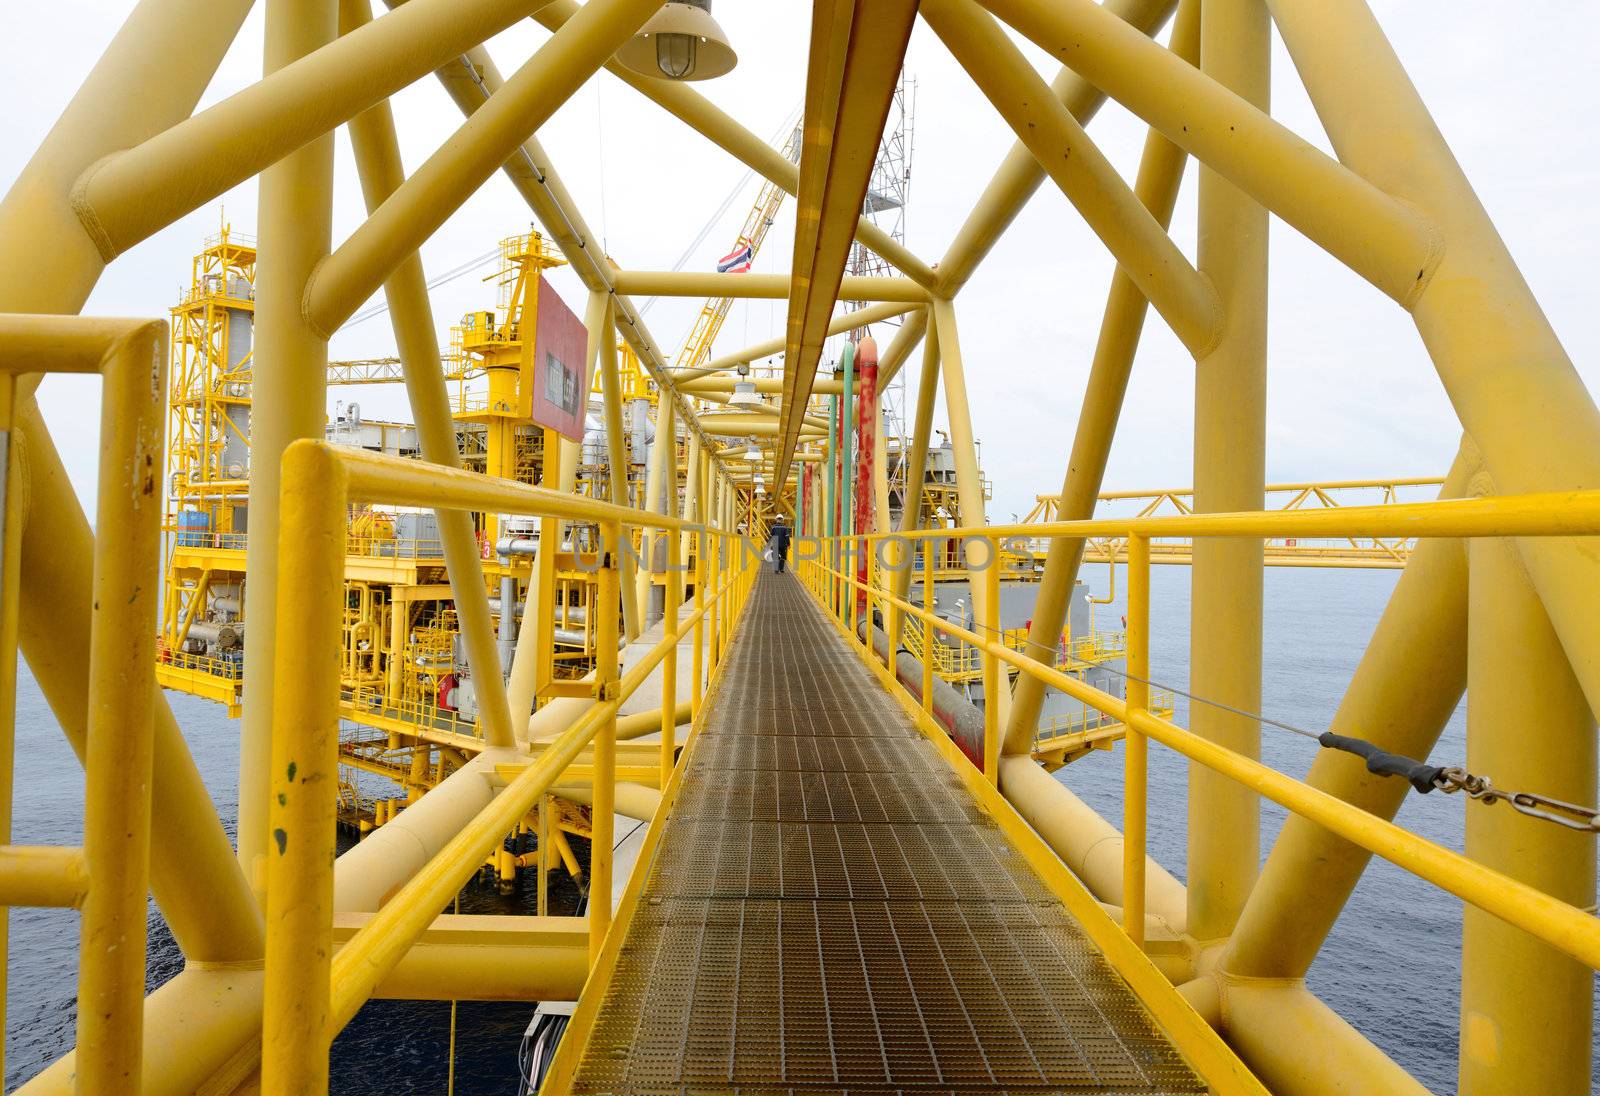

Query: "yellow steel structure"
left=0, top=0, right=1595, bottom=1093
left=1027, top=476, right=1447, bottom=569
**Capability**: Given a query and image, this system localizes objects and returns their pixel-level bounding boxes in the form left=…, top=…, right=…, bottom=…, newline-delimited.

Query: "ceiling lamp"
left=743, top=440, right=762, bottom=461
left=615, top=1, right=737, bottom=82
left=727, top=362, right=763, bottom=408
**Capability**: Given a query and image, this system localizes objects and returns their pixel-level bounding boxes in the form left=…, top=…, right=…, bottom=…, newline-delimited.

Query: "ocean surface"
left=5, top=566, right=1596, bottom=1092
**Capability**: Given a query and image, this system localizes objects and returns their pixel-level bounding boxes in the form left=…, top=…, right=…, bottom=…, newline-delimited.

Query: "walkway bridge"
left=545, top=569, right=1247, bottom=1094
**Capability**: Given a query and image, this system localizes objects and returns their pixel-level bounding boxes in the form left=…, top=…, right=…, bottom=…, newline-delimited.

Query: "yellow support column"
left=921, top=539, right=935, bottom=717
left=1187, top=0, right=1268, bottom=943
left=73, top=322, right=170, bottom=1096
left=981, top=537, right=1001, bottom=784
left=237, top=0, right=337, bottom=901
left=661, top=531, right=682, bottom=788
left=590, top=522, right=621, bottom=961
left=931, top=298, right=1011, bottom=731
left=1222, top=449, right=1475, bottom=980
left=0, top=376, right=18, bottom=1087
left=1123, top=535, right=1150, bottom=950
left=261, top=444, right=347, bottom=1096
left=1460, top=534, right=1595, bottom=1094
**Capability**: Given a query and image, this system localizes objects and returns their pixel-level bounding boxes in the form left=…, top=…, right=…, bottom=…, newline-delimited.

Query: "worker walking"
left=769, top=517, right=792, bottom=573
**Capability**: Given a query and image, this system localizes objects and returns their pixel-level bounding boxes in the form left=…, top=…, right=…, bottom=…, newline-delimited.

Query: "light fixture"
left=727, top=361, right=762, bottom=408
left=743, top=439, right=762, bottom=462
left=614, top=0, right=737, bottom=82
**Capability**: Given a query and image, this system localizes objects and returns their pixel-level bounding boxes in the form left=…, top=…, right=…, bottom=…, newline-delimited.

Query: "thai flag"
left=717, top=241, right=754, bottom=274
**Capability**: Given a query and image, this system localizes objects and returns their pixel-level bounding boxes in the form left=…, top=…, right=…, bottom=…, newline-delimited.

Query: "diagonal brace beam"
left=923, top=0, right=1220, bottom=357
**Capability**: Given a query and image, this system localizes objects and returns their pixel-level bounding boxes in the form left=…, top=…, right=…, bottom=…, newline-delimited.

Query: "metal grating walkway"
left=569, top=571, right=1205, bottom=1095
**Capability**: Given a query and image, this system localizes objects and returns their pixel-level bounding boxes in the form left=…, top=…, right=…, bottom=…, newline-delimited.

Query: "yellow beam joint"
left=922, top=0, right=1219, bottom=356
left=72, top=0, right=554, bottom=259
left=305, top=0, right=665, bottom=334
left=975, top=0, right=1443, bottom=306
left=932, top=0, right=1176, bottom=296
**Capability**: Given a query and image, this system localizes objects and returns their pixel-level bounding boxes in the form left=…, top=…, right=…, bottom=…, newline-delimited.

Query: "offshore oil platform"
left=0, top=1, right=1597, bottom=1094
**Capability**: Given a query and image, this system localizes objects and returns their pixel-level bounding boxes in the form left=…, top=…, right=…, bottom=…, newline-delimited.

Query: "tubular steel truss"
left=0, top=0, right=1596, bottom=1094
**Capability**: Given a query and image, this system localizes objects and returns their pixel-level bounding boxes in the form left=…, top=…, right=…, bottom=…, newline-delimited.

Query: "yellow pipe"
left=0, top=847, right=89, bottom=909
left=330, top=913, right=588, bottom=1001
left=1460, top=532, right=1594, bottom=1092
left=305, top=0, right=664, bottom=333
left=931, top=0, right=1176, bottom=297
left=611, top=270, right=928, bottom=303
left=1265, top=0, right=1600, bottom=724
left=923, top=0, right=1218, bottom=356
left=342, top=0, right=514, bottom=749
left=1003, top=0, right=1196, bottom=754
left=976, top=0, right=1442, bottom=306
left=1220, top=982, right=1431, bottom=1096
left=72, top=0, right=552, bottom=258
left=260, top=442, right=347, bottom=1096
left=237, top=0, right=337, bottom=904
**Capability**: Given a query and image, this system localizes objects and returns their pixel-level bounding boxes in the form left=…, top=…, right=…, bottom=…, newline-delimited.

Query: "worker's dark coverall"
left=770, top=521, right=792, bottom=573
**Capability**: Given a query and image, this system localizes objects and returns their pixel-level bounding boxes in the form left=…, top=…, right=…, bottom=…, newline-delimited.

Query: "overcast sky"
left=3, top=1, right=1596, bottom=522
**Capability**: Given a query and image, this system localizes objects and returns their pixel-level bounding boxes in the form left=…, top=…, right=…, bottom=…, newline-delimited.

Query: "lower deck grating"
left=568, top=571, right=1205, bottom=1095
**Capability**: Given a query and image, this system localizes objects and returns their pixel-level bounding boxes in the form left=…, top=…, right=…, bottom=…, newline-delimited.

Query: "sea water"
left=5, top=567, right=1596, bottom=1092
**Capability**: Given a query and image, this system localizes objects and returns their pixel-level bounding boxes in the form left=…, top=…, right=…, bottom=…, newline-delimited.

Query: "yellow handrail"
left=799, top=496, right=1600, bottom=975
left=261, top=440, right=759, bottom=1092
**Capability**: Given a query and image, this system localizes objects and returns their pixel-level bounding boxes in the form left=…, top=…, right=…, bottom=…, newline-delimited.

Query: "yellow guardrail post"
left=590, top=519, right=620, bottom=961
left=1124, top=534, right=1150, bottom=949
left=848, top=536, right=860, bottom=647
left=981, top=535, right=1002, bottom=783
left=921, top=538, right=935, bottom=715
left=661, top=528, right=682, bottom=789
left=691, top=524, right=705, bottom=723
left=262, top=441, right=348, bottom=1096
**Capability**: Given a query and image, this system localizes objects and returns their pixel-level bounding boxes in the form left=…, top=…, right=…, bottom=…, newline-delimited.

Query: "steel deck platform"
left=568, top=571, right=1206, bottom=1094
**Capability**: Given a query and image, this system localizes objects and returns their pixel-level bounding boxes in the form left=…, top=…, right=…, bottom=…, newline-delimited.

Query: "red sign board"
left=524, top=275, right=589, bottom=441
